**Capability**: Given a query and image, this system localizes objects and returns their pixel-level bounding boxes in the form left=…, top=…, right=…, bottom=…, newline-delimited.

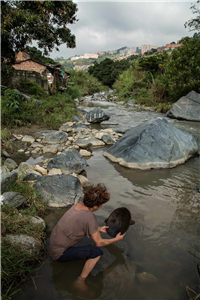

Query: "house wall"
left=12, top=60, right=46, bottom=73
left=11, top=70, right=48, bottom=91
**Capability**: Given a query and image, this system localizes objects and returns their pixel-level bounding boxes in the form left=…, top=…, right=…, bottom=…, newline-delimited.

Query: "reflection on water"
left=12, top=103, right=200, bottom=300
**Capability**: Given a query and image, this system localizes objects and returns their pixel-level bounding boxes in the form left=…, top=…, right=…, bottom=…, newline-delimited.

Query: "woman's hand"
left=98, top=226, right=109, bottom=234
left=114, top=232, right=126, bottom=242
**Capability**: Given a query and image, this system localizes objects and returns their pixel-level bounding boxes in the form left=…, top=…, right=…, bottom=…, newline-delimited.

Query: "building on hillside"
left=141, top=45, right=159, bottom=55
left=157, top=43, right=182, bottom=53
left=12, top=51, right=69, bottom=91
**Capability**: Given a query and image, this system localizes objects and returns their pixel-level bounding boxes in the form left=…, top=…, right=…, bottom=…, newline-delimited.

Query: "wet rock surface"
left=47, top=149, right=87, bottom=174
left=34, top=174, right=83, bottom=208
left=104, top=118, right=199, bottom=169
left=166, top=91, right=200, bottom=121
left=86, top=107, right=110, bottom=123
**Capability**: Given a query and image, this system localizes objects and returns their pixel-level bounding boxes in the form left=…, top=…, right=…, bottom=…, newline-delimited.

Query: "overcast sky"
left=50, top=1, right=196, bottom=59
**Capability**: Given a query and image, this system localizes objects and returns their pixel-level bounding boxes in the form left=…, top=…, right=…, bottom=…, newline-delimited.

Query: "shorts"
left=57, top=245, right=103, bottom=262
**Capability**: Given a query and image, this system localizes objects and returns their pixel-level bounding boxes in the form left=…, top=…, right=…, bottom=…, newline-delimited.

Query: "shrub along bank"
left=1, top=178, right=50, bottom=300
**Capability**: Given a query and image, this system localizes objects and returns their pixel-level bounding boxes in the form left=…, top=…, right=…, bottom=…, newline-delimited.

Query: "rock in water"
left=47, top=149, right=87, bottom=174
left=86, top=108, right=110, bottom=123
left=103, top=118, right=198, bottom=170
left=105, top=207, right=135, bottom=237
left=166, top=91, right=200, bottom=121
left=34, top=174, right=83, bottom=208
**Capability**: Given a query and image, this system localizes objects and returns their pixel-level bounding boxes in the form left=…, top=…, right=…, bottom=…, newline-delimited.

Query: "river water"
left=13, top=101, right=200, bottom=300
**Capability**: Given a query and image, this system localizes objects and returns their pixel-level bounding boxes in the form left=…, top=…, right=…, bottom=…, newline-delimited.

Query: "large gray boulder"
left=103, top=118, right=198, bottom=170
left=42, top=131, right=68, bottom=144
left=1, top=169, right=18, bottom=193
left=86, top=108, right=110, bottom=123
left=166, top=91, right=200, bottom=121
left=34, top=174, right=83, bottom=208
left=4, top=158, right=18, bottom=171
left=47, top=149, right=87, bottom=174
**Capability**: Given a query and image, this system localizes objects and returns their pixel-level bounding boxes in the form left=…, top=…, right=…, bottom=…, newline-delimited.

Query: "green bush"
left=69, top=70, right=107, bottom=95
left=4, top=89, right=23, bottom=112
left=15, top=78, right=46, bottom=97
left=1, top=90, right=77, bottom=129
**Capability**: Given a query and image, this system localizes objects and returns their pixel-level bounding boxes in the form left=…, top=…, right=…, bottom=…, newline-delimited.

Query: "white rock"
left=18, top=149, right=25, bottom=153
left=95, top=132, right=105, bottom=140
left=88, top=138, right=105, bottom=146
left=13, top=134, right=23, bottom=140
left=25, top=151, right=30, bottom=155
left=35, top=165, right=47, bottom=176
left=30, top=142, right=43, bottom=148
left=31, top=147, right=41, bottom=154
left=80, top=149, right=92, bottom=157
left=42, top=145, right=58, bottom=154
left=77, top=175, right=93, bottom=188
left=22, top=135, right=35, bottom=144
left=68, top=137, right=73, bottom=142
left=30, top=216, right=46, bottom=230
left=48, top=168, right=62, bottom=175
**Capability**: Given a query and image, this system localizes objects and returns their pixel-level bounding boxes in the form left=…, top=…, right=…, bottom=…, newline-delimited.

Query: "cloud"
left=50, top=1, right=195, bottom=59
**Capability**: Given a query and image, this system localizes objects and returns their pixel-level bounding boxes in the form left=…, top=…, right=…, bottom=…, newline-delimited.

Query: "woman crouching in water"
left=49, top=186, right=125, bottom=291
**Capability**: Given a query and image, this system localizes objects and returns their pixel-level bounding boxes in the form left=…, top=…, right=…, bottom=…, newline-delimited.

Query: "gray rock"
left=1, top=169, right=18, bottom=193
left=75, top=139, right=92, bottom=149
left=42, top=131, right=68, bottom=144
left=47, top=149, right=87, bottom=174
left=35, top=130, right=57, bottom=138
left=18, top=162, right=42, bottom=178
left=2, top=192, right=27, bottom=208
left=86, top=108, right=110, bottom=123
left=166, top=91, right=200, bottom=121
left=2, top=150, right=10, bottom=157
left=104, top=118, right=198, bottom=170
left=5, top=234, right=41, bottom=257
left=127, top=99, right=136, bottom=104
left=73, top=124, right=88, bottom=130
left=73, top=115, right=81, bottom=122
left=23, top=173, right=41, bottom=181
left=34, top=174, right=83, bottom=208
left=4, top=158, right=18, bottom=171
left=114, top=128, right=131, bottom=134
left=102, top=135, right=115, bottom=145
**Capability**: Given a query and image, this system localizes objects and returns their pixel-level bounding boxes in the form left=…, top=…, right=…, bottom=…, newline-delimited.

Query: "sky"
left=50, top=1, right=196, bottom=59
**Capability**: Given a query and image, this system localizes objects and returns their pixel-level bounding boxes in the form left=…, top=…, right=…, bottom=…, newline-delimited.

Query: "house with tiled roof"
left=12, top=51, right=69, bottom=91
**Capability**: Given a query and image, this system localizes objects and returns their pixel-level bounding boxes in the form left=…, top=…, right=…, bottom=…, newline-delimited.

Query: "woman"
left=49, top=186, right=125, bottom=288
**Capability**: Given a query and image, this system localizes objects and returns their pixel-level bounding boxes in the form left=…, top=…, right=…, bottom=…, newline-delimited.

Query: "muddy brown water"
left=12, top=102, right=200, bottom=300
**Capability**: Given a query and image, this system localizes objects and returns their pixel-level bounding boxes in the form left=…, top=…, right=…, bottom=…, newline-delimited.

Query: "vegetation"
left=69, top=70, right=108, bottom=95
left=24, top=46, right=56, bottom=65
left=1, top=81, right=77, bottom=129
left=1, top=0, right=78, bottom=61
left=1, top=178, right=50, bottom=299
left=88, top=58, right=131, bottom=87
left=112, top=36, right=200, bottom=112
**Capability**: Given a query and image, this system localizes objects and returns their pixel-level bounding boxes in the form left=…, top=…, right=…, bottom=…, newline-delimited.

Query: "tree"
left=165, top=37, right=200, bottom=99
left=1, top=1, right=78, bottom=61
left=24, top=46, right=56, bottom=65
left=185, top=0, right=200, bottom=32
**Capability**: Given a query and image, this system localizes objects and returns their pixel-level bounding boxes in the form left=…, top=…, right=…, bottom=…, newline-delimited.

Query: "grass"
left=1, top=178, right=50, bottom=299
left=1, top=128, right=13, bottom=154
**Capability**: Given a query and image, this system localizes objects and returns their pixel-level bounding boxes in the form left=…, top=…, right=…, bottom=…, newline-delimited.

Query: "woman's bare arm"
left=91, top=230, right=125, bottom=247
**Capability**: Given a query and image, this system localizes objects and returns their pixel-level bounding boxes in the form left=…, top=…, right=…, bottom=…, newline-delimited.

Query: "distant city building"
left=141, top=45, right=159, bottom=55
left=157, top=43, right=182, bottom=53
left=71, top=53, right=98, bottom=60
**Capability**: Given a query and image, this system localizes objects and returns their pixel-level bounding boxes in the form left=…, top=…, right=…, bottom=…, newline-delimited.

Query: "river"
left=13, top=101, right=200, bottom=300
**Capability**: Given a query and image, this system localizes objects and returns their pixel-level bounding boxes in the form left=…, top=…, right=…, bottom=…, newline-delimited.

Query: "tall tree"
left=1, top=0, right=78, bottom=61
left=185, top=0, right=200, bottom=32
